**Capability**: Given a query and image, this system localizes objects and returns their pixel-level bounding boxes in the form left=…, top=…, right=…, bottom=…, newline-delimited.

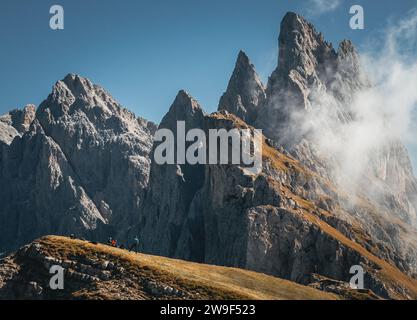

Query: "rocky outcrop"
left=0, top=120, right=106, bottom=250
left=250, top=12, right=417, bottom=230
left=0, top=121, right=19, bottom=146
left=256, top=12, right=363, bottom=145
left=0, top=236, right=338, bottom=300
left=308, top=274, right=381, bottom=300
left=0, top=105, right=36, bottom=145
left=218, top=51, right=266, bottom=124
left=368, top=140, right=417, bottom=226
left=139, top=90, right=206, bottom=258
left=9, top=105, right=36, bottom=133
left=0, top=238, right=184, bottom=300
left=255, top=12, right=335, bottom=146
left=0, top=75, right=155, bottom=252
left=0, top=104, right=36, bottom=134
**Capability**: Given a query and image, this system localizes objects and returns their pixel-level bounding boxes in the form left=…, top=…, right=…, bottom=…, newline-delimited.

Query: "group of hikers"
left=107, top=236, right=139, bottom=252
left=69, top=233, right=140, bottom=252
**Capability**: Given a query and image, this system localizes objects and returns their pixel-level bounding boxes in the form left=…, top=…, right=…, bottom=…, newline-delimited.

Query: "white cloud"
left=297, top=9, right=417, bottom=193
left=307, top=0, right=342, bottom=16
left=258, top=8, right=417, bottom=204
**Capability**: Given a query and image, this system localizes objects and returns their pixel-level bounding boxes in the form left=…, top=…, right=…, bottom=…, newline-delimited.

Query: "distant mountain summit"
left=219, top=12, right=417, bottom=230
left=257, top=12, right=368, bottom=145
left=218, top=50, right=266, bottom=124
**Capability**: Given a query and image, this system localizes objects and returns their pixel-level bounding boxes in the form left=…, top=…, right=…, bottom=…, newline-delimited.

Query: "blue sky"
left=1, top=0, right=416, bottom=288
left=0, top=0, right=416, bottom=123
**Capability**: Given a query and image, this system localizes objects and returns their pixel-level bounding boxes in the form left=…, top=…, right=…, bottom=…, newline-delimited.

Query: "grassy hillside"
left=0, top=236, right=339, bottom=300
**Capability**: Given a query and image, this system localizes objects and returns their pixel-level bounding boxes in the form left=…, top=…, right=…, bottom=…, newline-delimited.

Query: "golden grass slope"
left=39, top=236, right=338, bottom=300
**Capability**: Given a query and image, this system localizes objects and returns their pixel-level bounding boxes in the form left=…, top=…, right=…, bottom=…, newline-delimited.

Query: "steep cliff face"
left=139, top=90, right=206, bottom=257
left=36, top=74, right=156, bottom=236
left=249, top=12, right=417, bottom=228
left=140, top=104, right=417, bottom=298
left=0, top=120, right=106, bottom=250
left=368, top=140, right=417, bottom=225
left=256, top=12, right=368, bottom=146
left=0, top=75, right=155, bottom=252
left=218, top=51, right=266, bottom=125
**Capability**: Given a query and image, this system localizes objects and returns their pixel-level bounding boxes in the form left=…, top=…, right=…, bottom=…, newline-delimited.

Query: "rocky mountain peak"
left=257, top=13, right=364, bottom=146
left=334, top=39, right=369, bottom=95
left=173, top=90, right=201, bottom=111
left=63, top=73, right=93, bottom=87
left=2, top=11, right=417, bottom=301
left=336, top=40, right=361, bottom=75
left=257, top=13, right=416, bottom=231
left=235, top=50, right=252, bottom=70
left=37, top=75, right=154, bottom=137
left=61, top=73, right=95, bottom=99
left=338, top=40, right=357, bottom=57
left=277, top=12, right=336, bottom=79
left=0, top=75, right=155, bottom=253
left=160, top=90, right=206, bottom=130
left=218, top=50, right=266, bottom=125
left=41, top=74, right=121, bottom=121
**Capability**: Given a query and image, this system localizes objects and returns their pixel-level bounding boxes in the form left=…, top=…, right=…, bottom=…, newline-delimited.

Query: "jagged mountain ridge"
left=218, top=50, right=266, bottom=124
left=0, top=74, right=156, bottom=252
left=265, top=13, right=417, bottom=228
left=138, top=12, right=417, bottom=298
left=1, top=11, right=417, bottom=300
left=220, top=12, right=417, bottom=229
left=139, top=102, right=417, bottom=298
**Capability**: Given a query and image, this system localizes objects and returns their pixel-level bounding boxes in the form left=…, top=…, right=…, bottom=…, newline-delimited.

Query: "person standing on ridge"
left=129, top=236, right=139, bottom=252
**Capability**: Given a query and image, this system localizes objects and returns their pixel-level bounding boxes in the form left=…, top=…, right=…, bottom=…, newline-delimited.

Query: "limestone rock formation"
left=250, top=12, right=417, bottom=228
left=139, top=90, right=206, bottom=258
left=138, top=12, right=417, bottom=298
left=218, top=51, right=266, bottom=125
left=0, top=75, right=155, bottom=252
left=139, top=102, right=417, bottom=298
left=0, top=104, right=36, bottom=145
left=256, top=12, right=367, bottom=145
left=0, top=120, right=18, bottom=146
